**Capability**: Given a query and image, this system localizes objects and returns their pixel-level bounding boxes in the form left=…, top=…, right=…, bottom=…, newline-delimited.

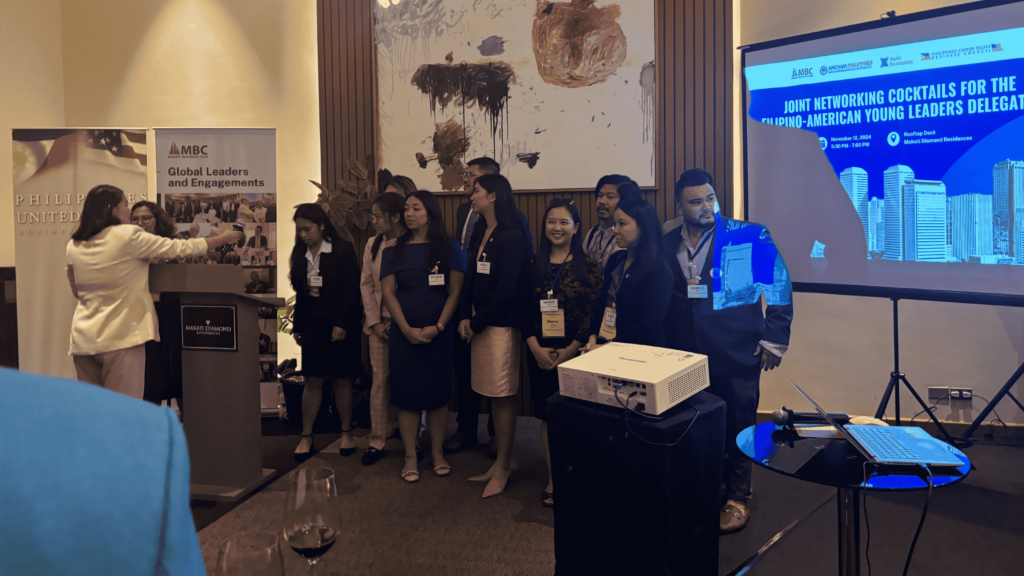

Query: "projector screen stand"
left=957, top=361, right=1024, bottom=448
left=873, top=298, right=955, bottom=444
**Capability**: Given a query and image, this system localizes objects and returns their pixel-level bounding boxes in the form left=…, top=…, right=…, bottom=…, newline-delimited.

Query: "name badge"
left=428, top=274, right=445, bottom=286
left=309, top=276, right=323, bottom=287
left=477, top=261, right=491, bottom=274
left=541, top=310, right=565, bottom=338
left=687, top=285, right=708, bottom=299
left=598, top=307, right=617, bottom=341
left=539, top=299, right=559, bottom=312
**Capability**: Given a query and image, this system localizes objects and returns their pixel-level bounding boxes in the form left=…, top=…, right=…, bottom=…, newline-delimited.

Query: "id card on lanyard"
left=428, top=261, right=445, bottom=286
left=477, top=252, right=491, bottom=274
left=540, top=259, right=568, bottom=338
left=599, top=263, right=626, bottom=341
left=685, top=229, right=714, bottom=299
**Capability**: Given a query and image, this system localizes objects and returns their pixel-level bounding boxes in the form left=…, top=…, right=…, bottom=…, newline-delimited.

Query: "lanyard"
left=609, top=260, right=628, bottom=307
left=547, top=258, right=569, bottom=296
left=685, top=229, right=714, bottom=278
left=598, top=227, right=617, bottom=254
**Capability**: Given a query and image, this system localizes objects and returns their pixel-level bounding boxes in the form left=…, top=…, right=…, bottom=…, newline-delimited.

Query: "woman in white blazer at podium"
left=66, top=185, right=243, bottom=399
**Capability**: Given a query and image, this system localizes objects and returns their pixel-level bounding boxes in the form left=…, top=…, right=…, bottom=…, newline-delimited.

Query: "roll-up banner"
left=12, top=129, right=150, bottom=378
left=154, top=128, right=280, bottom=381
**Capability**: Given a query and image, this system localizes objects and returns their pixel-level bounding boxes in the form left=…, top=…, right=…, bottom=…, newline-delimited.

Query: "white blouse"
left=66, top=225, right=209, bottom=355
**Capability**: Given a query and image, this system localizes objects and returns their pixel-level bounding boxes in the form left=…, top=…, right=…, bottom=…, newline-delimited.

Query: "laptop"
left=789, top=380, right=964, bottom=469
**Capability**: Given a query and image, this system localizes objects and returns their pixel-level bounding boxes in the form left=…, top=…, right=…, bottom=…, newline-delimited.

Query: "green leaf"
left=348, top=159, right=368, bottom=181
left=334, top=194, right=357, bottom=210
left=349, top=210, right=369, bottom=230
left=309, top=180, right=334, bottom=200
left=338, top=180, right=361, bottom=196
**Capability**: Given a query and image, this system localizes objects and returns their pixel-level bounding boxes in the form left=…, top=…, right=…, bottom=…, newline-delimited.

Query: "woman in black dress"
left=459, top=174, right=530, bottom=499
left=289, top=204, right=362, bottom=460
left=519, top=198, right=603, bottom=507
left=381, top=191, right=466, bottom=483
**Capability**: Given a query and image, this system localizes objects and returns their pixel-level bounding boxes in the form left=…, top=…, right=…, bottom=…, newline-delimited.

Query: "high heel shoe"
left=482, top=466, right=515, bottom=499
left=294, top=433, right=317, bottom=462
left=338, top=427, right=357, bottom=457
left=469, top=460, right=517, bottom=483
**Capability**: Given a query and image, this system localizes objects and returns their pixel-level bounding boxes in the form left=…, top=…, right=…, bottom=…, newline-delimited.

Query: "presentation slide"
left=744, top=3, right=1024, bottom=299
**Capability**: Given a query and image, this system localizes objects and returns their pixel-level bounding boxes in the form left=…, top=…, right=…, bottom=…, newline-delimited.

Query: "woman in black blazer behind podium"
left=289, top=204, right=362, bottom=461
left=584, top=199, right=673, bottom=351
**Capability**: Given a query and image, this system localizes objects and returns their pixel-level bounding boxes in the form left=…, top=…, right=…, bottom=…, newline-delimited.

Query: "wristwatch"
left=435, top=322, right=446, bottom=332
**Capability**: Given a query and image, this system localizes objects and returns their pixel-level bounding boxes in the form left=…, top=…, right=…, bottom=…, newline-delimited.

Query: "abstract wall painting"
left=374, top=0, right=655, bottom=192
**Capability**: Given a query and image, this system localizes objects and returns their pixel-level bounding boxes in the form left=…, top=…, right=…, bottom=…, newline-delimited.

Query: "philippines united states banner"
left=12, top=129, right=149, bottom=378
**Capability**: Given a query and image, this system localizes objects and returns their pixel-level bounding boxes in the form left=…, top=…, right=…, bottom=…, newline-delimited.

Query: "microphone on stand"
left=771, top=406, right=850, bottom=427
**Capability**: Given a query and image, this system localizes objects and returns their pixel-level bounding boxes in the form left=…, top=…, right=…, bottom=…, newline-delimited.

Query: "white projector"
left=557, top=343, right=710, bottom=415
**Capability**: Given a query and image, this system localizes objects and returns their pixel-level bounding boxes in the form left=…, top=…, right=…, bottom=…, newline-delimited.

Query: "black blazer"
left=460, top=224, right=529, bottom=333
left=662, top=222, right=794, bottom=376
left=291, top=239, right=362, bottom=335
left=590, top=251, right=673, bottom=347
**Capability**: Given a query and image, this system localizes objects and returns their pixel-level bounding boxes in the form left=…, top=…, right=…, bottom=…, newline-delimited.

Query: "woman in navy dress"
left=381, top=191, right=466, bottom=483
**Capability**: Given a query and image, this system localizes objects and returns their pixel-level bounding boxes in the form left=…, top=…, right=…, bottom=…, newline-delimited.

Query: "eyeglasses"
left=131, top=215, right=155, bottom=224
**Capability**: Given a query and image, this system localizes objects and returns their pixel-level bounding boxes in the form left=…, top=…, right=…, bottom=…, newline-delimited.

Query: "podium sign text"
left=181, top=305, right=237, bottom=351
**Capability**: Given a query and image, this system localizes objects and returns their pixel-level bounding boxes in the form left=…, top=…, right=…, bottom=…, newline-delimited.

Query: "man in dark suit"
left=246, top=271, right=270, bottom=294
left=182, top=198, right=194, bottom=222
left=246, top=225, right=269, bottom=249
left=444, top=157, right=534, bottom=456
left=663, top=168, right=793, bottom=534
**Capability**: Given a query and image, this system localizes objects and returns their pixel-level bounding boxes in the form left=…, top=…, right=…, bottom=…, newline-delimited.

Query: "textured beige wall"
left=0, top=0, right=66, bottom=267
left=741, top=0, right=1024, bottom=425
left=59, top=0, right=321, bottom=364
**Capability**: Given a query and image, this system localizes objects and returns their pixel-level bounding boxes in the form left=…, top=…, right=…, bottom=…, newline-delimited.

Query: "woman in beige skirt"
left=458, top=174, right=530, bottom=499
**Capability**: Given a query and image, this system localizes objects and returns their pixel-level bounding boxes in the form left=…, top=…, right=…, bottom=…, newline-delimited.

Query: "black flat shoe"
left=361, top=446, right=385, bottom=465
left=338, top=427, right=357, bottom=456
left=294, top=434, right=317, bottom=462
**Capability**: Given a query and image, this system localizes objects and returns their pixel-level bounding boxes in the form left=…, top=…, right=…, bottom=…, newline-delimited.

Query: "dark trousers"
left=709, top=372, right=760, bottom=503
left=453, top=334, right=493, bottom=438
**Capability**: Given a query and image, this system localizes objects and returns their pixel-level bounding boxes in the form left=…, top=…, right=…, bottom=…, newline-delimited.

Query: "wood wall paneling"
left=318, top=0, right=734, bottom=416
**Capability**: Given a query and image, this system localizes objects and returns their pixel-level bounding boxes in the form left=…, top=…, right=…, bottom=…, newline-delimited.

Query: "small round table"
left=736, top=422, right=971, bottom=576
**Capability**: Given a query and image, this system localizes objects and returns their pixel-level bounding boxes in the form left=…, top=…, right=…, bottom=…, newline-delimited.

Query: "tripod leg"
left=899, top=376, right=954, bottom=443
left=1005, top=392, right=1024, bottom=414
left=961, top=359, right=1024, bottom=443
left=874, top=373, right=900, bottom=421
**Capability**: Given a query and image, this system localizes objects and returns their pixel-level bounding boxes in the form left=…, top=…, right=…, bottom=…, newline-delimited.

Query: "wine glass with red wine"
left=282, top=466, right=340, bottom=575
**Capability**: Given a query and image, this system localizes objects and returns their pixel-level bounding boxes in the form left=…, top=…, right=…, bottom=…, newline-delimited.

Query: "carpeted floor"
left=194, top=415, right=1023, bottom=575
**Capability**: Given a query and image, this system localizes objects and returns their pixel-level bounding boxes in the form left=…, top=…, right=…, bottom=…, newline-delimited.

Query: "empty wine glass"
left=282, top=466, right=340, bottom=575
left=216, top=531, right=285, bottom=576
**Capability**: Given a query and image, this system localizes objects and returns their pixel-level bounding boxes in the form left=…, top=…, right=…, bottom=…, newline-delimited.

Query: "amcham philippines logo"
left=168, top=141, right=209, bottom=159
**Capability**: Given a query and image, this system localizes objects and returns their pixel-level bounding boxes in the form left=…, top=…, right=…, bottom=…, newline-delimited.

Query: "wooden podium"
left=150, top=264, right=283, bottom=501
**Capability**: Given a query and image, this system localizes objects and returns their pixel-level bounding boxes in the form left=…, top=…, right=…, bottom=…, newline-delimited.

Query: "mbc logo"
left=168, top=142, right=208, bottom=156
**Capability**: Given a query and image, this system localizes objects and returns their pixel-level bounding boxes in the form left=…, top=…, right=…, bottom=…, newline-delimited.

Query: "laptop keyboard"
left=855, top=427, right=919, bottom=460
